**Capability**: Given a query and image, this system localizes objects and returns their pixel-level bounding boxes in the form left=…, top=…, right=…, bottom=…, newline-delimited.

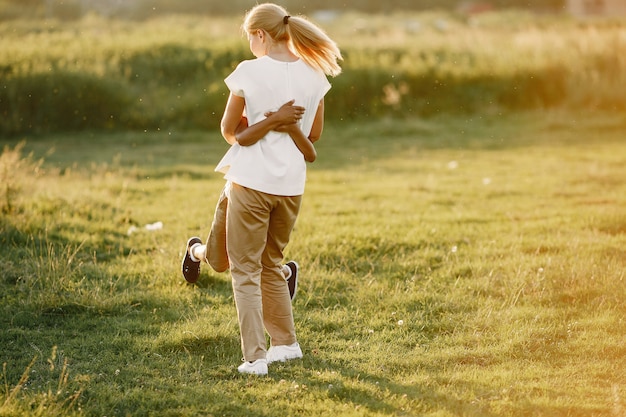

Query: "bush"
left=0, top=71, right=133, bottom=135
left=327, top=50, right=569, bottom=119
left=0, top=13, right=623, bottom=134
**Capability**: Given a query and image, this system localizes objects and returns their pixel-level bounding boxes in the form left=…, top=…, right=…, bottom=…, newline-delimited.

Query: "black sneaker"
left=285, top=261, right=299, bottom=301
left=181, top=237, right=202, bottom=283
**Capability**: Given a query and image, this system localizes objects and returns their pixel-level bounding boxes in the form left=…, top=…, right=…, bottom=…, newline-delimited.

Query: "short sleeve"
left=321, top=76, right=331, bottom=98
left=224, top=61, right=249, bottom=97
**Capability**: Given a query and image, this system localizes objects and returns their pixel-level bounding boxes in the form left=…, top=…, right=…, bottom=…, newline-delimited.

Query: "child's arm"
left=267, top=99, right=325, bottom=162
left=221, top=95, right=303, bottom=146
left=278, top=124, right=317, bottom=162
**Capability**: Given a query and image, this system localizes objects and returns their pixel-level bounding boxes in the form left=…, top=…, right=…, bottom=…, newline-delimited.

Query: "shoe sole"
left=237, top=361, right=268, bottom=375
left=182, top=237, right=202, bottom=283
left=266, top=345, right=303, bottom=364
left=286, top=261, right=299, bottom=301
left=238, top=368, right=268, bottom=375
left=267, top=353, right=302, bottom=364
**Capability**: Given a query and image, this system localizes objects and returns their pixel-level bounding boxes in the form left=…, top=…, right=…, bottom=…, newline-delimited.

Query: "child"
left=181, top=2, right=341, bottom=376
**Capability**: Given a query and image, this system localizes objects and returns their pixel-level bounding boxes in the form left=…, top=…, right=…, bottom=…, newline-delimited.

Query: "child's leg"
left=190, top=183, right=230, bottom=272
left=206, top=183, right=230, bottom=272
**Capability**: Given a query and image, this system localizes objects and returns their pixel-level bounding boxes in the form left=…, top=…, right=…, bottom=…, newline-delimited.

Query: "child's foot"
left=284, top=261, right=299, bottom=301
left=181, top=237, right=202, bottom=283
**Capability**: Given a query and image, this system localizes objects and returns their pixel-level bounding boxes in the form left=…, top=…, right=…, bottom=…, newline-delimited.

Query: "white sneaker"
left=237, top=359, right=268, bottom=375
left=266, top=342, right=303, bottom=364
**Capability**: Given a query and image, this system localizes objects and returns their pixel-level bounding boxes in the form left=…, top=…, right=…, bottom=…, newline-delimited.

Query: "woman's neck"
left=266, top=42, right=298, bottom=62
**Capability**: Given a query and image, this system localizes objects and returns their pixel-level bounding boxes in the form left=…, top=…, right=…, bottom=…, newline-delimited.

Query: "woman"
left=182, top=3, right=341, bottom=375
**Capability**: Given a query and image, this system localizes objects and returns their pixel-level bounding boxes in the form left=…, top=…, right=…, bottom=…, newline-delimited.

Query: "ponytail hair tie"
left=283, top=15, right=290, bottom=24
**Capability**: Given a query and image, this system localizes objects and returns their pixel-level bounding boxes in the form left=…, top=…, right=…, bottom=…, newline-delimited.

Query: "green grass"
left=1, top=110, right=625, bottom=416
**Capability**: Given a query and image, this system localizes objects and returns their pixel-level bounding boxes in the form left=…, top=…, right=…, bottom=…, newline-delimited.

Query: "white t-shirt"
left=215, top=56, right=331, bottom=196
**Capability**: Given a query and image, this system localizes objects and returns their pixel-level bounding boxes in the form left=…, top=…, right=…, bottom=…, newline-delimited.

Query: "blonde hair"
left=242, top=3, right=342, bottom=77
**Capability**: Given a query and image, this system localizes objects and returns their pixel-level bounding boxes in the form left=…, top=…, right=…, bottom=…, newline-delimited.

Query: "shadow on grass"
left=6, top=109, right=626, bottom=180
left=260, top=359, right=501, bottom=417
left=193, top=271, right=232, bottom=293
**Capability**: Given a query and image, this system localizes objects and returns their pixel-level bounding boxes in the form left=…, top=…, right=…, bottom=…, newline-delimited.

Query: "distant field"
left=1, top=11, right=625, bottom=135
left=0, top=0, right=567, bottom=20
left=1, top=110, right=625, bottom=416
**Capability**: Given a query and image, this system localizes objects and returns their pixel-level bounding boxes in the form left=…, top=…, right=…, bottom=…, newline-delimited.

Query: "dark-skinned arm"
left=220, top=94, right=304, bottom=146
left=278, top=123, right=317, bottom=162
left=269, top=98, right=325, bottom=162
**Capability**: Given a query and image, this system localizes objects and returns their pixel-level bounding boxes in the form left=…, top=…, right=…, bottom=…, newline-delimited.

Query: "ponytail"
left=285, top=16, right=342, bottom=77
left=243, top=3, right=342, bottom=77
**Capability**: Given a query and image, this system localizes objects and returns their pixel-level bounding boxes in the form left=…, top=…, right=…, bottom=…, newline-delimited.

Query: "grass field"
left=1, top=109, right=625, bottom=416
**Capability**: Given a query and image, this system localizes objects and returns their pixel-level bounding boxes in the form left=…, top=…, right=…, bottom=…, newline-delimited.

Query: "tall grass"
left=1, top=12, right=625, bottom=134
left=1, top=142, right=36, bottom=213
left=0, top=348, right=83, bottom=417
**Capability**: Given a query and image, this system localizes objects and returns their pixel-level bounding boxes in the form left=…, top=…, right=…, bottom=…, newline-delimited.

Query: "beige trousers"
left=204, top=185, right=229, bottom=273
left=225, top=182, right=301, bottom=362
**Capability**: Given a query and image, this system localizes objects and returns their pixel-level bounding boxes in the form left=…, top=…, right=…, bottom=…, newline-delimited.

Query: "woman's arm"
left=220, top=94, right=304, bottom=146
left=308, top=99, right=325, bottom=143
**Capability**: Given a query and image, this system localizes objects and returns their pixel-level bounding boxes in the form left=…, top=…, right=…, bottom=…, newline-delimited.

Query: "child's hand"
left=265, top=100, right=305, bottom=126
